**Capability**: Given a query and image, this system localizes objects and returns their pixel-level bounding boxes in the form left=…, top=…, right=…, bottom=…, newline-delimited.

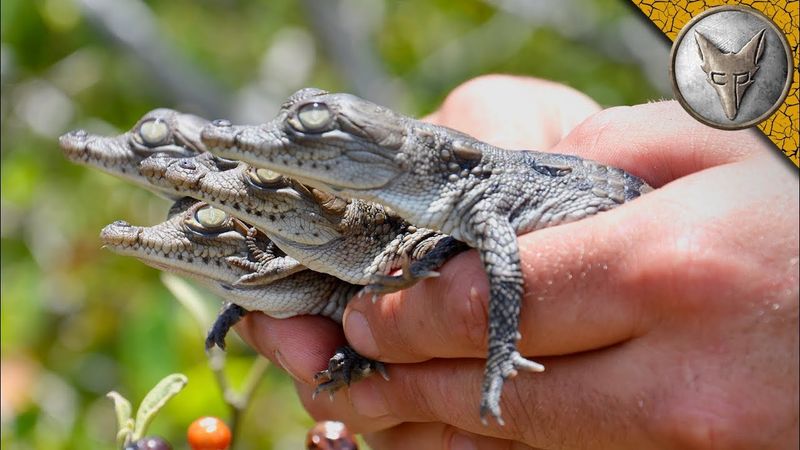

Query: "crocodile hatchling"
left=100, top=198, right=385, bottom=395
left=201, top=87, right=653, bottom=424
left=60, top=109, right=466, bottom=292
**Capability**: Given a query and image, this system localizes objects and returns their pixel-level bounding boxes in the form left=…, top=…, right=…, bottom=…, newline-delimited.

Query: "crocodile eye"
left=139, top=119, right=170, bottom=146
left=255, top=168, right=282, bottom=183
left=297, top=102, right=331, bottom=132
left=194, top=205, right=228, bottom=230
left=247, top=167, right=283, bottom=187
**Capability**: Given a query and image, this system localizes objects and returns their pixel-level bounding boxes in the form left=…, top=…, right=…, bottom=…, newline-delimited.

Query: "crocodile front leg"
left=225, top=226, right=305, bottom=285
left=476, top=218, right=544, bottom=425
left=226, top=254, right=304, bottom=285
left=365, top=236, right=469, bottom=295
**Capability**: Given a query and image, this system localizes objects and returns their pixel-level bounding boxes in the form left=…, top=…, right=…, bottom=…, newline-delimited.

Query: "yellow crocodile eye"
left=297, top=102, right=331, bottom=131
left=194, top=205, right=228, bottom=229
left=139, top=119, right=170, bottom=146
left=247, top=167, right=283, bottom=187
left=255, top=168, right=281, bottom=183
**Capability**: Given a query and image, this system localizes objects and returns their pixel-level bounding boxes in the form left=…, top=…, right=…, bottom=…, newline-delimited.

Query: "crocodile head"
left=138, top=150, right=345, bottom=245
left=60, top=109, right=208, bottom=198
left=100, top=199, right=254, bottom=284
left=201, top=89, right=411, bottom=196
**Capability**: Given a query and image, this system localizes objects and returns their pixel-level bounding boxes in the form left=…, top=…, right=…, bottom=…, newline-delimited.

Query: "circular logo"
left=669, top=6, right=793, bottom=130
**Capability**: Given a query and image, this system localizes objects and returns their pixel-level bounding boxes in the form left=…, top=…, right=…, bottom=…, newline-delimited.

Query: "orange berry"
left=187, top=416, right=232, bottom=450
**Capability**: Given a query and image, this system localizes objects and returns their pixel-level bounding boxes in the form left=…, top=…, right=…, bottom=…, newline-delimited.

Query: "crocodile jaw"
left=100, top=219, right=247, bottom=284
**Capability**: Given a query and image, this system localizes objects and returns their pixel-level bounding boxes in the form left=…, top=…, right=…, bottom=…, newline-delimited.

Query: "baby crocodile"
left=138, top=151, right=467, bottom=289
left=201, top=88, right=652, bottom=424
left=101, top=198, right=384, bottom=394
left=59, top=108, right=214, bottom=199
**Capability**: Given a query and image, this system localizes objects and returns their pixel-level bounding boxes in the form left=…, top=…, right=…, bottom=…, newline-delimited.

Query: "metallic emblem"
left=670, top=6, right=793, bottom=130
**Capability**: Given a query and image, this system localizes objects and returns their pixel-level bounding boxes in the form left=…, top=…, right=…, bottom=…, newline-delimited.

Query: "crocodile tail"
left=623, top=171, right=653, bottom=201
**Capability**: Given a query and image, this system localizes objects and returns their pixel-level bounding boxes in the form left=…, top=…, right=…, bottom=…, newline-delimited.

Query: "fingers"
left=363, top=422, right=542, bottom=450
left=294, top=346, right=665, bottom=450
left=425, top=74, right=601, bottom=150
left=237, top=308, right=616, bottom=446
left=235, top=312, right=347, bottom=385
left=553, top=100, right=770, bottom=186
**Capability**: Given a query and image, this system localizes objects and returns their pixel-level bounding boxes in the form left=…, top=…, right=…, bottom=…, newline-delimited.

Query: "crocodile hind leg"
left=476, top=220, right=544, bottom=425
left=313, top=346, right=389, bottom=399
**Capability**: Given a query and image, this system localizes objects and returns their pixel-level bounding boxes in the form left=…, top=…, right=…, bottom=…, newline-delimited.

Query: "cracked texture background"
left=631, top=0, right=799, bottom=166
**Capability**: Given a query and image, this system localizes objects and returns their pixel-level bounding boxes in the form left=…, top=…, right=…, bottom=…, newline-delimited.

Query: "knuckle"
left=622, top=214, right=748, bottom=314
left=444, top=279, right=490, bottom=353
left=647, top=390, right=767, bottom=450
left=442, top=74, right=525, bottom=107
left=568, top=105, right=636, bottom=147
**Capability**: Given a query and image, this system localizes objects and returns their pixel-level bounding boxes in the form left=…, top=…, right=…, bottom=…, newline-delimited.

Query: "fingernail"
left=344, top=310, right=379, bottom=357
left=449, top=432, right=478, bottom=450
left=350, top=381, right=390, bottom=418
left=274, top=350, right=303, bottom=381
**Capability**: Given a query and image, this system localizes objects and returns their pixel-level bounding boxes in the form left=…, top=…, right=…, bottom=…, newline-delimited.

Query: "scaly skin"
left=59, top=108, right=215, bottom=199
left=101, top=198, right=384, bottom=393
left=201, top=88, right=653, bottom=424
left=138, top=151, right=466, bottom=287
left=100, top=199, right=351, bottom=320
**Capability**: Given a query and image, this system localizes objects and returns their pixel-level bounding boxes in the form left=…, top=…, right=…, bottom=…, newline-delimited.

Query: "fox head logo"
left=695, top=29, right=766, bottom=120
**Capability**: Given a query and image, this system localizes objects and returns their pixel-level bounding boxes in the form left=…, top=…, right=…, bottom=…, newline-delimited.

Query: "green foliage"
left=1, top=0, right=661, bottom=448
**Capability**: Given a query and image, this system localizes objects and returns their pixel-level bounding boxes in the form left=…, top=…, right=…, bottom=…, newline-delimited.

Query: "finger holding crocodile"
left=290, top=349, right=664, bottom=449
left=362, top=421, right=543, bottom=450
left=424, top=74, right=601, bottom=151
left=555, top=100, right=766, bottom=187
left=235, top=312, right=346, bottom=385
left=235, top=312, right=405, bottom=432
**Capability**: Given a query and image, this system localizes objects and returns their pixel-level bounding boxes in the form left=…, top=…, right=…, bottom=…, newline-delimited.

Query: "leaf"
left=132, top=373, right=189, bottom=441
left=106, top=391, right=133, bottom=447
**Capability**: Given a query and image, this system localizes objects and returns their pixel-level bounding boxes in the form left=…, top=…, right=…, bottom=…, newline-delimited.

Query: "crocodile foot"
left=480, top=349, right=544, bottom=426
left=364, top=236, right=469, bottom=298
left=363, top=258, right=439, bottom=298
left=205, top=302, right=248, bottom=351
left=225, top=256, right=274, bottom=285
left=225, top=255, right=303, bottom=286
left=312, top=346, right=389, bottom=400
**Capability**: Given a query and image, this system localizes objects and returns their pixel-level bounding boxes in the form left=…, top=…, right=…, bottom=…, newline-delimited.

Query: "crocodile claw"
left=479, top=350, right=544, bottom=426
left=363, top=258, right=441, bottom=300
left=312, top=346, right=388, bottom=400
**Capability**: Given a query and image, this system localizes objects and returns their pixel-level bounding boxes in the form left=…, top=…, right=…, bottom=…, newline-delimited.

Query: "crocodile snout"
left=100, top=221, right=141, bottom=247
left=58, top=129, right=89, bottom=154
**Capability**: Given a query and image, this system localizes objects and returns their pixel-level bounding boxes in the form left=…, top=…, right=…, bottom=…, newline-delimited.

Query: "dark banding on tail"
left=623, top=171, right=653, bottom=201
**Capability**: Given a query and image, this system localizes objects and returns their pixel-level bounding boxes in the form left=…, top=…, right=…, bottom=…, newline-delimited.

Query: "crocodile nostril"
left=212, top=119, right=232, bottom=127
left=111, top=220, right=131, bottom=227
left=178, top=160, right=197, bottom=170
left=70, top=129, right=89, bottom=138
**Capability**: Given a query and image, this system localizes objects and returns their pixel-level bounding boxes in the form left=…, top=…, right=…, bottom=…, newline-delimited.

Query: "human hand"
left=237, top=75, right=798, bottom=449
